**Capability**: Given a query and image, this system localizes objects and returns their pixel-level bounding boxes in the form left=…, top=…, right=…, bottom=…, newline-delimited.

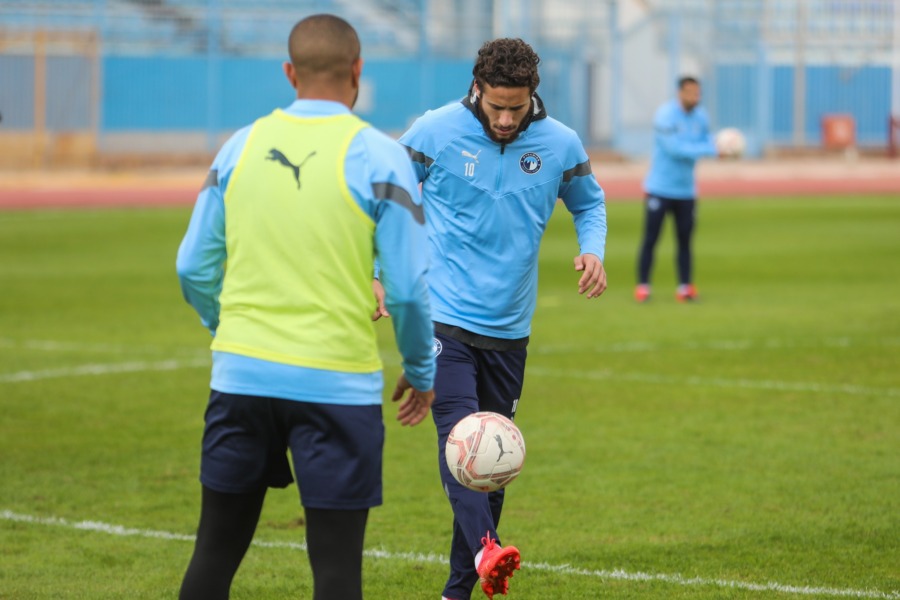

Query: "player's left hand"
left=574, top=253, right=607, bottom=299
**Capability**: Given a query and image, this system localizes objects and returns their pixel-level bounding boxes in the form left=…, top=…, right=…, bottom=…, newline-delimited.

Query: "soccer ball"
left=715, top=127, right=746, bottom=158
left=445, top=411, right=526, bottom=492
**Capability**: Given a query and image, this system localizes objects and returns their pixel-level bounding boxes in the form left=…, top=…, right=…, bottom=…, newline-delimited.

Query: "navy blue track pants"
left=637, top=193, right=697, bottom=285
left=431, top=331, right=527, bottom=600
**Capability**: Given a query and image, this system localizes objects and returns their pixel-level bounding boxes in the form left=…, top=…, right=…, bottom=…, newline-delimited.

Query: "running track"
left=1, top=158, right=898, bottom=210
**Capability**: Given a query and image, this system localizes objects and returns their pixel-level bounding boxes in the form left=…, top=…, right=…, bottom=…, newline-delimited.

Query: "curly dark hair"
left=472, top=38, right=540, bottom=92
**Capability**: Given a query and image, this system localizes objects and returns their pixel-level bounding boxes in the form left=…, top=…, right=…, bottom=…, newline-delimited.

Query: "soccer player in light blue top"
left=175, top=15, right=434, bottom=600
left=383, top=37, right=607, bottom=600
left=636, top=76, right=719, bottom=303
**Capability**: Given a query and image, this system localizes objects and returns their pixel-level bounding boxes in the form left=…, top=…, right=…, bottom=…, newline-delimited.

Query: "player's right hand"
left=574, top=253, right=608, bottom=299
left=371, top=278, right=391, bottom=321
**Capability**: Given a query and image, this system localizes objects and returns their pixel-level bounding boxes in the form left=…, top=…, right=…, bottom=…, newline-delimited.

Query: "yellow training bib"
left=212, top=110, right=381, bottom=373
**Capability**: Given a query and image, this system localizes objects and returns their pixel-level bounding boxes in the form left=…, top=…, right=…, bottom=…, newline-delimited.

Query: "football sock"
left=474, top=548, right=484, bottom=569
left=305, top=507, right=368, bottom=600
left=179, top=485, right=266, bottom=600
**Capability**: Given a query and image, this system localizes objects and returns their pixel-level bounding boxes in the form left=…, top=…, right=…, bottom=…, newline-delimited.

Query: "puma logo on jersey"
left=266, top=148, right=317, bottom=189
left=461, top=149, right=481, bottom=163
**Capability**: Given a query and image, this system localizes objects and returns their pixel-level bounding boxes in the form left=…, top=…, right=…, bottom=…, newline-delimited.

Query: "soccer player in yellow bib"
left=175, top=14, right=435, bottom=600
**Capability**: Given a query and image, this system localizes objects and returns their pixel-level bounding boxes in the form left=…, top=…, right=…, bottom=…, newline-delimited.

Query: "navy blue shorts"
left=199, top=390, right=384, bottom=510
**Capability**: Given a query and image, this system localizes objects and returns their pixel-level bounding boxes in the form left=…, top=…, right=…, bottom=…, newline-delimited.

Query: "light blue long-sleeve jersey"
left=176, top=99, right=435, bottom=405
left=399, top=97, right=606, bottom=340
left=643, top=98, right=717, bottom=200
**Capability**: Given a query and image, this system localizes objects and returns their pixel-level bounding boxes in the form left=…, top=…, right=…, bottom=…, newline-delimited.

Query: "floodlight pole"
left=418, top=0, right=432, bottom=116
left=893, top=0, right=900, bottom=120
left=206, top=0, right=221, bottom=154
left=892, top=0, right=899, bottom=158
left=792, top=0, right=807, bottom=147
left=34, top=29, right=46, bottom=168
left=609, top=0, right=622, bottom=151
left=668, top=1, right=682, bottom=85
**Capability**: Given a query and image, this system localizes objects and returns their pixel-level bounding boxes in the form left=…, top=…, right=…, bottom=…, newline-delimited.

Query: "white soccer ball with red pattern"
left=715, top=127, right=746, bottom=158
left=445, top=412, right=526, bottom=493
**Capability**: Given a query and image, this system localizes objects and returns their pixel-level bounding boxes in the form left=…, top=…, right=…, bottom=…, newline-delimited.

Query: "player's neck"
left=296, top=83, right=356, bottom=110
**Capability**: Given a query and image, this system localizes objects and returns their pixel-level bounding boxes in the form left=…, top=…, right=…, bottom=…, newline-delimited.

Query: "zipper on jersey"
left=495, top=143, right=506, bottom=192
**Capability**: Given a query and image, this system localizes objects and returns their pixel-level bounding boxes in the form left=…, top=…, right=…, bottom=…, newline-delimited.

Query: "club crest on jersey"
left=432, top=338, right=443, bottom=356
left=519, top=152, right=542, bottom=174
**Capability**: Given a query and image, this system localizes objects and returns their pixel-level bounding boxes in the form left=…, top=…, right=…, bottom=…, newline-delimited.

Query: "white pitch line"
left=5, top=336, right=889, bottom=357
left=3, top=337, right=898, bottom=398
left=3, top=355, right=897, bottom=399
left=0, top=337, right=180, bottom=354
left=2, top=510, right=897, bottom=599
left=0, top=357, right=209, bottom=383
left=527, top=366, right=900, bottom=398
left=534, top=336, right=900, bottom=355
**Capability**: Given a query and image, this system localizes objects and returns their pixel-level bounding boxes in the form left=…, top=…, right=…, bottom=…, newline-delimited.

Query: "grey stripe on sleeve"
left=372, top=182, right=425, bottom=225
left=202, top=169, right=218, bottom=190
left=403, top=145, right=434, bottom=167
left=563, top=160, right=592, bottom=183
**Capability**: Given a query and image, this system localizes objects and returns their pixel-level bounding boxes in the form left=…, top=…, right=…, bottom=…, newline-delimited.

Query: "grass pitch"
left=1, top=195, right=898, bottom=599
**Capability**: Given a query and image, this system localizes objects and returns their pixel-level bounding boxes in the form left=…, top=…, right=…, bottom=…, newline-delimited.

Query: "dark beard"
left=475, top=98, right=526, bottom=144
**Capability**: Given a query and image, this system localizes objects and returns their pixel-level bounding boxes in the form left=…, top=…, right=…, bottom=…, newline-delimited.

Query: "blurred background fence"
left=0, top=0, right=897, bottom=167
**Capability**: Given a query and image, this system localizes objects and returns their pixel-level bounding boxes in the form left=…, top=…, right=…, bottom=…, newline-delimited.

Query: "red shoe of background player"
left=634, top=284, right=651, bottom=303
left=676, top=284, right=698, bottom=302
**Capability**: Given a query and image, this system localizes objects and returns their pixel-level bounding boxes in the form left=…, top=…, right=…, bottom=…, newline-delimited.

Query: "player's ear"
left=470, top=81, right=480, bottom=103
left=351, top=57, right=363, bottom=88
left=283, top=61, right=298, bottom=89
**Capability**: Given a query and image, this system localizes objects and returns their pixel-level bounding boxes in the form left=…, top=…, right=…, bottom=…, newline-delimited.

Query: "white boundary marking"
left=2, top=510, right=897, bottom=599
left=527, top=366, right=900, bottom=398
left=5, top=357, right=896, bottom=399
left=4, top=336, right=898, bottom=398
left=534, top=336, right=900, bottom=355
left=2, top=348, right=897, bottom=399
left=0, top=337, right=204, bottom=354
left=3, top=358, right=898, bottom=399
left=0, top=358, right=209, bottom=383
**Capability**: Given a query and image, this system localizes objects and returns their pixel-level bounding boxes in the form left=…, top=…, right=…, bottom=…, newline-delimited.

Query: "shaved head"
left=288, top=14, right=360, bottom=81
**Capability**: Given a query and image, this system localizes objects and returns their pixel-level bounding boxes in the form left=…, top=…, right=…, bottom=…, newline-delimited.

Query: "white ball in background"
left=716, top=127, right=747, bottom=158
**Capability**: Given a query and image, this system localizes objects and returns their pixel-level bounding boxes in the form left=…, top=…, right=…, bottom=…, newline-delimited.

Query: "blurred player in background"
left=175, top=14, right=435, bottom=600
left=635, top=76, right=719, bottom=303
left=378, top=37, right=607, bottom=600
